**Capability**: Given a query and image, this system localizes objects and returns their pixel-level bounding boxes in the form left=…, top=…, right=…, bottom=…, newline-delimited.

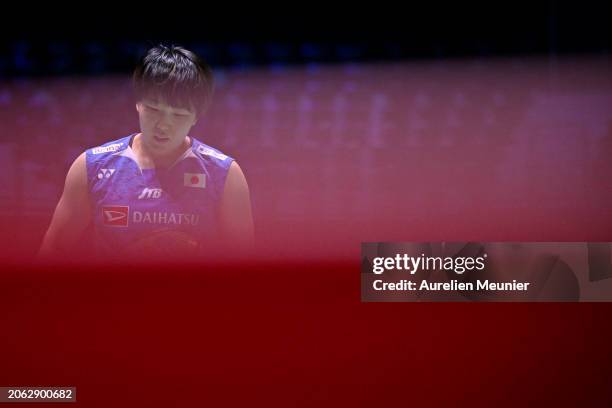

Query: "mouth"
left=153, top=133, right=170, bottom=143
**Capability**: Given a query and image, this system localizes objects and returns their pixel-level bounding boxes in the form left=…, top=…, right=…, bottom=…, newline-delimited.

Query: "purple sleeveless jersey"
left=85, top=134, right=234, bottom=258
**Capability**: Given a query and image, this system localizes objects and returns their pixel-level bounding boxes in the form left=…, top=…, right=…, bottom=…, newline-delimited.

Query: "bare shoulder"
left=64, top=151, right=88, bottom=191
left=69, top=151, right=87, bottom=177
left=225, top=161, right=249, bottom=188
left=59, top=150, right=90, bottom=210
left=38, top=151, right=91, bottom=257
left=219, top=160, right=254, bottom=248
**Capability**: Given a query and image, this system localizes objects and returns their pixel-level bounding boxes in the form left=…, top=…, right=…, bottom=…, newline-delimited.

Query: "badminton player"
left=39, top=44, right=254, bottom=261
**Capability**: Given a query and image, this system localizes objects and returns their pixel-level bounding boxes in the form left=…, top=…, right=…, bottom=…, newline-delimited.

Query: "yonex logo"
left=102, top=206, right=129, bottom=227
left=97, top=168, right=115, bottom=179
left=138, top=187, right=162, bottom=199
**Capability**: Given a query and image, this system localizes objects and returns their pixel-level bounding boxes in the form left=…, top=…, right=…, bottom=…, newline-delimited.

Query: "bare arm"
left=218, top=161, right=254, bottom=251
left=38, top=152, right=91, bottom=258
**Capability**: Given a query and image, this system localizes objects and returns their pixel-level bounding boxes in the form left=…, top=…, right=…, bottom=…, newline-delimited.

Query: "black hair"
left=133, top=44, right=214, bottom=117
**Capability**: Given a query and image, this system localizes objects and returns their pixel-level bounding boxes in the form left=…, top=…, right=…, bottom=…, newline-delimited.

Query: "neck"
left=133, top=133, right=191, bottom=169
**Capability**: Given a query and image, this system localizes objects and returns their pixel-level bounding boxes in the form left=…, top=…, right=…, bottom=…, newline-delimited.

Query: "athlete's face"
left=136, top=98, right=197, bottom=155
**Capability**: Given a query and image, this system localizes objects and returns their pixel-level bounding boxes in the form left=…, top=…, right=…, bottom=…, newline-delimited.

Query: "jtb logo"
left=102, top=206, right=129, bottom=227
left=138, top=188, right=162, bottom=199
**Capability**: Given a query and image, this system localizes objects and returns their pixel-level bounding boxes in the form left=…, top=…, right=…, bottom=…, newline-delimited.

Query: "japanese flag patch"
left=184, top=173, right=206, bottom=188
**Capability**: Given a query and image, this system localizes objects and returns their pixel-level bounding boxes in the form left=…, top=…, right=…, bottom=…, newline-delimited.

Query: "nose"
left=155, top=115, right=172, bottom=132
left=156, top=123, right=170, bottom=133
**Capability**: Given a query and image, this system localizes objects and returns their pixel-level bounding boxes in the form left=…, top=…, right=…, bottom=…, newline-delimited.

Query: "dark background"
left=1, top=3, right=610, bottom=77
